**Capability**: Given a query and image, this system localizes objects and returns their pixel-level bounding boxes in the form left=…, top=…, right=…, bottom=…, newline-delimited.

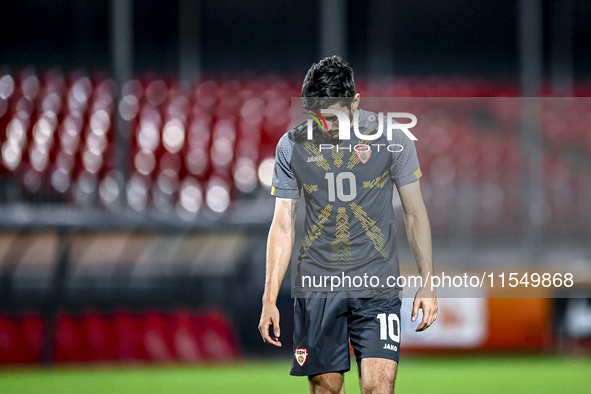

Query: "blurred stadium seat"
left=1, top=69, right=589, bottom=237
left=0, top=309, right=240, bottom=364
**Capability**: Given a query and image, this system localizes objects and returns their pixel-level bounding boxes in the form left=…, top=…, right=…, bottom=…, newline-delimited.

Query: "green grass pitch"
left=0, top=356, right=590, bottom=393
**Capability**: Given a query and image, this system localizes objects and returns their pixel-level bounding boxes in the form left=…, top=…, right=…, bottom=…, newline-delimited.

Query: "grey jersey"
left=271, top=108, right=421, bottom=296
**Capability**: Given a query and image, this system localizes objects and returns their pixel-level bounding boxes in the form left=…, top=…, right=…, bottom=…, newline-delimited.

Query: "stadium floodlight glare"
left=41, top=92, right=61, bottom=114
left=21, top=75, right=40, bottom=100
left=71, top=77, right=92, bottom=104
left=86, top=130, right=107, bottom=154
left=1, top=140, right=21, bottom=170
left=82, top=147, right=103, bottom=174
left=23, top=169, right=41, bottom=193
left=240, top=97, right=265, bottom=125
left=29, top=146, right=48, bottom=172
left=99, top=170, right=122, bottom=210
left=211, top=138, right=233, bottom=169
left=206, top=177, right=230, bottom=213
left=122, top=80, right=143, bottom=99
left=163, top=119, right=185, bottom=153
left=16, top=97, right=34, bottom=119
left=233, top=157, right=258, bottom=193
left=7, top=118, right=27, bottom=147
left=119, top=95, right=140, bottom=120
left=0, top=74, right=15, bottom=99
left=75, top=171, right=97, bottom=201
left=33, top=115, right=56, bottom=147
left=146, top=80, right=168, bottom=106
left=185, top=148, right=208, bottom=176
left=126, top=174, right=149, bottom=212
left=178, top=177, right=203, bottom=214
left=137, top=119, right=160, bottom=152
left=56, top=151, right=75, bottom=172
left=90, top=110, right=111, bottom=135
left=257, top=157, right=274, bottom=188
left=157, top=169, right=179, bottom=195
left=134, top=149, right=156, bottom=176
left=51, top=168, right=70, bottom=193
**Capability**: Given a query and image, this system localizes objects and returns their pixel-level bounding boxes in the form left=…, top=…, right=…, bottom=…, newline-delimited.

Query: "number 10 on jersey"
left=324, top=172, right=357, bottom=202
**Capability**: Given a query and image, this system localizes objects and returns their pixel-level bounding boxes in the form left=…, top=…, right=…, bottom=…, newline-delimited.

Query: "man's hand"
left=259, top=198, right=297, bottom=348
left=411, top=287, right=438, bottom=331
left=258, top=301, right=281, bottom=347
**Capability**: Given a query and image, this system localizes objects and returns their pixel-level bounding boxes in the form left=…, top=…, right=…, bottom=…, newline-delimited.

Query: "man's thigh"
left=348, top=297, right=402, bottom=363
left=290, top=297, right=351, bottom=377
left=358, top=358, right=398, bottom=394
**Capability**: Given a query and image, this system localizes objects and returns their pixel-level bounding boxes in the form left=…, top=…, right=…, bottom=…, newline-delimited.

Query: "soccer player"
left=258, top=56, right=437, bottom=394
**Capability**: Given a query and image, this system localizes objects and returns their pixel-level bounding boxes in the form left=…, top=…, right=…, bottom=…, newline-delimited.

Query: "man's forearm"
left=399, top=182, right=438, bottom=331
left=263, top=223, right=293, bottom=304
left=404, top=209, right=433, bottom=281
left=263, top=198, right=298, bottom=304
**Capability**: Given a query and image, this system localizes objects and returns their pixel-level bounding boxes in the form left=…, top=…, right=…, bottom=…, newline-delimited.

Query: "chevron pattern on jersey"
left=332, top=149, right=344, bottom=168
left=346, top=128, right=376, bottom=169
left=363, top=170, right=389, bottom=189
left=303, top=140, right=331, bottom=171
left=302, top=183, right=319, bottom=194
left=302, top=204, right=333, bottom=254
left=350, top=202, right=390, bottom=261
left=330, top=207, right=352, bottom=264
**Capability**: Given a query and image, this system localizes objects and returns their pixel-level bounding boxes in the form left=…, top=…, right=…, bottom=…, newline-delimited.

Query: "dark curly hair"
left=301, top=55, right=356, bottom=111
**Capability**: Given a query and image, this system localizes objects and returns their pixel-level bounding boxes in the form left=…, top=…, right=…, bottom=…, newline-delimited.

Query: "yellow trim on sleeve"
left=271, top=186, right=276, bottom=195
left=413, top=168, right=422, bottom=179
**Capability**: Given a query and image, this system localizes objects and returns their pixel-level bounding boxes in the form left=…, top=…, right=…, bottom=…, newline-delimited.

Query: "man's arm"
left=398, top=180, right=438, bottom=331
left=258, top=197, right=299, bottom=347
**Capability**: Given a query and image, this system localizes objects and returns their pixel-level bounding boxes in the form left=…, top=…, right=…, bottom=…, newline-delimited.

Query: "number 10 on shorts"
left=377, top=313, right=400, bottom=342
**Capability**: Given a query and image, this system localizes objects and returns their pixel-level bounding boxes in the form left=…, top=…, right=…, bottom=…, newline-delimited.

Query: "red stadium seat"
left=82, top=312, right=116, bottom=362
left=168, top=309, right=204, bottom=362
left=54, top=313, right=86, bottom=363
left=19, top=313, right=44, bottom=364
left=113, top=311, right=148, bottom=361
left=0, top=315, right=21, bottom=364
left=193, top=310, right=241, bottom=361
left=139, top=310, right=175, bottom=362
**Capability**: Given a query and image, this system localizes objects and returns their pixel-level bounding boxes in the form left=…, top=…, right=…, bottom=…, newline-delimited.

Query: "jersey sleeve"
left=389, top=129, right=422, bottom=187
left=271, top=133, right=300, bottom=199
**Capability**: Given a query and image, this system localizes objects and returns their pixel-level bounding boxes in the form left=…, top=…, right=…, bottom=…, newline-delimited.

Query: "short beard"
left=321, top=130, right=340, bottom=142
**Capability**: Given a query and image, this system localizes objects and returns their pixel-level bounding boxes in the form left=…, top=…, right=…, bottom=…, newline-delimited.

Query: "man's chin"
left=322, top=131, right=340, bottom=142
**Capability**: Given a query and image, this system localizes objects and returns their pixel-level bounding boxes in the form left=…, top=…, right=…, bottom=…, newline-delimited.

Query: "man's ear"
left=352, top=93, right=361, bottom=110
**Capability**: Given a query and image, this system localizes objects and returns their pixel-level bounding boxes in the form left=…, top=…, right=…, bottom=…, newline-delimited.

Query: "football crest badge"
left=356, top=144, right=371, bottom=164
left=295, top=348, right=308, bottom=366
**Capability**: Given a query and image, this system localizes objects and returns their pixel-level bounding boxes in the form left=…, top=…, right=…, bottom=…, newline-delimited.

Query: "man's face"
left=319, top=94, right=360, bottom=141
left=321, top=102, right=353, bottom=140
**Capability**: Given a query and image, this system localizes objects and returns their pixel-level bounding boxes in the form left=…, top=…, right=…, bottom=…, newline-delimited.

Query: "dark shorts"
left=290, top=296, right=402, bottom=377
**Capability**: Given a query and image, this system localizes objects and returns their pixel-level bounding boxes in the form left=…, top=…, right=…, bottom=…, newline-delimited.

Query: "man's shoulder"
left=359, top=108, right=416, bottom=146
left=359, top=108, right=380, bottom=128
left=285, top=120, right=309, bottom=143
left=275, top=121, right=309, bottom=159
